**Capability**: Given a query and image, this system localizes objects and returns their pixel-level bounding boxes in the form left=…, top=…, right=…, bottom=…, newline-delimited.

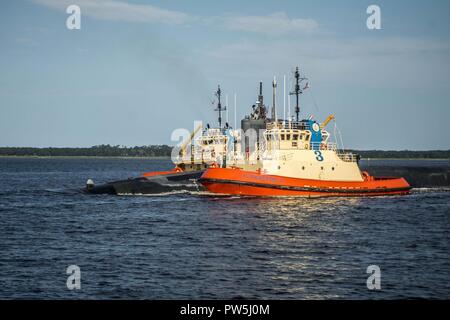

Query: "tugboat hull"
left=200, top=168, right=411, bottom=197
left=85, top=170, right=205, bottom=195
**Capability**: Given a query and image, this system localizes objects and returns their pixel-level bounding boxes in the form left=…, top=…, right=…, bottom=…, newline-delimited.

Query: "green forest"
left=347, top=149, right=450, bottom=159
left=0, top=145, right=449, bottom=159
left=0, top=145, right=173, bottom=157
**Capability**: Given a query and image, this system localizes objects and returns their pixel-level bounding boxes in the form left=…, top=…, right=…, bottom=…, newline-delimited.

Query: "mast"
left=214, top=85, right=226, bottom=128
left=226, top=94, right=229, bottom=125
left=272, top=76, right=277, bottom=120
left=252, top=81, right=267, bottom=119
left=288, top=80, right=291, bottom=122
left=234, top=93, right=237, bottom=129
left=283, top=74, right=286, bottom=125
left=258, top=81, right=264, bottom=107
left=289, top=66, right=308, bottom=122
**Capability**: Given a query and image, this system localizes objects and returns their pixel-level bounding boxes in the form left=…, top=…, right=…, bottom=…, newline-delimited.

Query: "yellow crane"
left=179, top=124, right=203, bottom=158
left=320, top=114, right=335, bottom=129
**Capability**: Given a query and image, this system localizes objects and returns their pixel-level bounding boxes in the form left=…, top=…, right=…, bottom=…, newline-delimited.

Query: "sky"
left=0, top=0, right=449, bottom=150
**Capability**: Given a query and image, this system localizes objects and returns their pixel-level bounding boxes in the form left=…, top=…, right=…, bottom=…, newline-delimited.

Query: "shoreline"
left=0, top=155, right=172, bottom=159
left=0, top=156, right=449, bottom=160
left=359, top=158, right=450, bottom=161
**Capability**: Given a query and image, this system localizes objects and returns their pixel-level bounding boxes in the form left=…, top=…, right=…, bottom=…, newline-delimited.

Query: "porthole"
left=332, top=167, right=335, bottom=171
left=302, top=166, right=305, bottom=170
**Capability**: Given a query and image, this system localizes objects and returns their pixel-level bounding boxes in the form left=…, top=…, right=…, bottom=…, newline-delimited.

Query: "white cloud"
left=221, top=12, right=319, bottom=35
left=33, top=1, right=318, bottom=35
left=200, top=37, right=450, bottom=89
left=32, top=0, right=192, bottom=25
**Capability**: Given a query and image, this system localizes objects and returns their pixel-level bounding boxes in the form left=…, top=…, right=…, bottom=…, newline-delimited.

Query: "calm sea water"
left=0, top=157, right=449, bottom=299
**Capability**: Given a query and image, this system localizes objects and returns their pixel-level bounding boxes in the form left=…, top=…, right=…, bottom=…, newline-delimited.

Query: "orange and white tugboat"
left=200, top=68, right=412, bottom=197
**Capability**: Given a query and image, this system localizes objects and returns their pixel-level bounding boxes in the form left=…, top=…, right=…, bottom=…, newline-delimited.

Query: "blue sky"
left=1, top=0, right=449, bottom=149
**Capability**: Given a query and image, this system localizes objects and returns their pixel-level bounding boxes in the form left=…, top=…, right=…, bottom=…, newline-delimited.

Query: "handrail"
left=336, top=152, right=359, bottom=162
left=309, top=142, right=337, bottom=151
left=266, top=121, right=310, bottom=130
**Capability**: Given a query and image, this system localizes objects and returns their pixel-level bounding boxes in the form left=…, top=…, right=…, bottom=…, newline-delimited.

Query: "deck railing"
left=309, top=142, right=337, bottom=151
left=266, top=120, right=310, bottom=130
left=337, top=152, right=359, bottom=162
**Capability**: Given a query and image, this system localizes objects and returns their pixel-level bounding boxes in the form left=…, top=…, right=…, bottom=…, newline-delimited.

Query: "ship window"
left=293, top=134, right=299, bottom=140
left=332, top=167, right=335, bottom=171
left=286, top=134, right=291, bottom=140
left=281, top=134, right=285, bottom=140
left=292, top=141, right=297, bottom=147
left=302, top=166, right=305, bottom=170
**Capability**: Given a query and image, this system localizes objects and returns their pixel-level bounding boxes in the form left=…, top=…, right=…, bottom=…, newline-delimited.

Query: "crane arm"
left=320, top=114, right=335, bottom=129
left=179, top=124, right=202, bottom=157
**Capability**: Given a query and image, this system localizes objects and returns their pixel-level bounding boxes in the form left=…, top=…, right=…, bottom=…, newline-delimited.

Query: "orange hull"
left=200, top=167, right=411, bottom=197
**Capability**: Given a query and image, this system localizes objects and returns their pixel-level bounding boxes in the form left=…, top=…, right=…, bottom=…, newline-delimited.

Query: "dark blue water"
left=0, top=158, right=449, bottom=299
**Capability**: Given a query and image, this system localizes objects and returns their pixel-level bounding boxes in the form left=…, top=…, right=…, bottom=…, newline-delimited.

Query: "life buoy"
left=320, top=143, right=326, bottom=150
left=361, top=171, right=372, bottom=181
left=174, top=166, right=183, bottom=173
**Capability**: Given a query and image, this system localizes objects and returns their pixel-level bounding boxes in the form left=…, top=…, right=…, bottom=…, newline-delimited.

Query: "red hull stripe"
left=200, top=178, right=412, bottom=194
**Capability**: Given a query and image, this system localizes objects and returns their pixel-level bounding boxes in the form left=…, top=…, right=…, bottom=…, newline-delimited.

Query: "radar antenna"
left=289, top=67, right=308, bottom=121
left=214, top=85, right=227, bottom=128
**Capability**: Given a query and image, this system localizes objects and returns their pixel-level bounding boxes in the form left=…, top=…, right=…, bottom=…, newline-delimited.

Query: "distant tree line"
left=0, top=145, right=449, bottom=158
left=0, top=145, right=172, bottom=157
left=346, top=149, right=450, bottom=159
